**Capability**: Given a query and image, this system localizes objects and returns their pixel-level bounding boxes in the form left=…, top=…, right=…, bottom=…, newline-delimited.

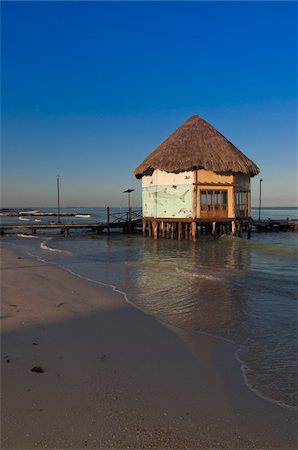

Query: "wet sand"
left=1, top=247, right=297, bottom=449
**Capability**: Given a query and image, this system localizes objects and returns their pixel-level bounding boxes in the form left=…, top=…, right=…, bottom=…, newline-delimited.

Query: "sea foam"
left=40, top=239, right=72, bottom=255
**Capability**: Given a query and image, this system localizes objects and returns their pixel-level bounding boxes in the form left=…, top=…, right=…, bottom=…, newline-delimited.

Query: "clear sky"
left=1, top=1, right=297, bottom=208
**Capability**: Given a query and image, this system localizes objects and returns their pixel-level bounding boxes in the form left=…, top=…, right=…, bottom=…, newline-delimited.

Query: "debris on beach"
left=31, top=366, right=44, bottom=373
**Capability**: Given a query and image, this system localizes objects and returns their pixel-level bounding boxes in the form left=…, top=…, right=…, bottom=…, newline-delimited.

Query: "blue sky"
left=1, top=1, right=297, bottom=207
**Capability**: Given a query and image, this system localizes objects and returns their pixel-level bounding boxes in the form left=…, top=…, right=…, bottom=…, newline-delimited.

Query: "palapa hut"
left=134, top=115, right=260, bottom=240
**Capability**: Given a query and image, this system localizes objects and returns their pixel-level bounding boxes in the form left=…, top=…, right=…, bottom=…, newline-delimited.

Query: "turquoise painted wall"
left=142, top=184, right=193, bottom=219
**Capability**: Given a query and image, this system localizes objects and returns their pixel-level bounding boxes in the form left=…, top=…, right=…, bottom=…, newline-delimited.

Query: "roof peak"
left=134, top=115, right=260, bottom=178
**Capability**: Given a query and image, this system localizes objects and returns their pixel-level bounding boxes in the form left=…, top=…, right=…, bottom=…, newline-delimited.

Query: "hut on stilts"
left=134, top=115, right=260, bottom=240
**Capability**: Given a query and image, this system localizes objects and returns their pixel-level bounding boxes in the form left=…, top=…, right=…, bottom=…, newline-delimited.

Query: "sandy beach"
left=1, top=246, right=297, bottom=449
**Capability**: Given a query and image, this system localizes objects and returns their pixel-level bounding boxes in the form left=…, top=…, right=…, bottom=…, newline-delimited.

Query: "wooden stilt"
left=142, top=219, right=147, bottom=236
left=171, top=223, right=175, bottom=239
left=231, top=220, right=236, bottom=236
left=178, top=222, right=182, bottom=240
left=247, top=221, right=252, bottom=239
left=191, top=222, right=197, bottom=241
left=166, top=223, right=170, bottom=239
left=212, top=221, right=216, bottom=240
left=238, top=221, right=243, bottom=238
left=107, top=207, right=110, bottom=234
left=185, top=223, right=189, bottom=240
left=152, top=220, right=158, bottom=239
left=148, top=220, right=152, bottom=237
left=161, top=221, right=165, bottom=238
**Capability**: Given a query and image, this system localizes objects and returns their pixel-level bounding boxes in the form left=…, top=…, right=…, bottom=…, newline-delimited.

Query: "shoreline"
left=1, top=246, right=297, bottom=449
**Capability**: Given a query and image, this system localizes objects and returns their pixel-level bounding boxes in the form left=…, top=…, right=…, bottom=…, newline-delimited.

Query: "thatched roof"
left=134, top=115, right=260, bottom=178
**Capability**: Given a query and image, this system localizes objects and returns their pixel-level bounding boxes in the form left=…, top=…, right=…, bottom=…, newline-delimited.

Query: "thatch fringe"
left=134, top=115, right=260, bottom=178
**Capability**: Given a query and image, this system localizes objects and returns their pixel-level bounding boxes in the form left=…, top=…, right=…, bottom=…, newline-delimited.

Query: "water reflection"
left=133, top=236, right=251, bottom=342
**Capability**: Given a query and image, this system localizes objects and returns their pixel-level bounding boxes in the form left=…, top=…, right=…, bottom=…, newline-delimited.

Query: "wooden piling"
left=148, top=220, right=152, bottom=237
left=178, top=222, right=182, bottom=240
left=185, top=223, right=189, bottom=240
left=152, top=220, right=158, bottom=239
left=160, top=221, right=165, bottom=238
left=166, top=223, right=170, bottom=239
left=238, top=221, right=243, bottom=238
left=191, top=222, right=197, bottom=241
left=171, top=223, right=175, bottom=239
left=107, top=207, right=110, bottom=234
left=212, top=221, right=216, bottom=240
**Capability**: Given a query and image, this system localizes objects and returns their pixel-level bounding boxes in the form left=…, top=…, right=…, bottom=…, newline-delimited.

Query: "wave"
left=175, top=267, right=221, bottom=282
left=245, top=240, right=298, bottom=256
left=75, top=214, right=92, bottom=218
left=16, top=233, right=38, bottom=239
left=19, top=216, right=30, bottom=221
left=40, top=239, right=72, bottom=255
left=235, top=347, right=298, bottom=412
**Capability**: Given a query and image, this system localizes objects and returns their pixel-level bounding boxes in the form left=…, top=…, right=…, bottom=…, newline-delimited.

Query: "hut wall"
left=142, top=169, right=193, bottom=219
left=196, top=170, right=235, bottom=219
left=197, top=169, right=234, bottom=185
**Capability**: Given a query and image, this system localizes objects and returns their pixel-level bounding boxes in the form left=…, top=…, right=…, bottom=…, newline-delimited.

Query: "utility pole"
left=258, top=178, right=263, bottom=221
left=123, top=189, right=135, bottom=231
left=57, top=175, right=61, bottom=224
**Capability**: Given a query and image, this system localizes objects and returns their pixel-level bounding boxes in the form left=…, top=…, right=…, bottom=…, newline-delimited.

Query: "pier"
left=1, top=211, right=297, bottom=237
left=252, top=219, right=298, bottom=232
left=0, top=209, right=143, bottom=236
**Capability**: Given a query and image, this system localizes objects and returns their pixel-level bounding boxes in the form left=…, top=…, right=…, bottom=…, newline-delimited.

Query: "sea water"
left=1, top=207, right=297, bottom=410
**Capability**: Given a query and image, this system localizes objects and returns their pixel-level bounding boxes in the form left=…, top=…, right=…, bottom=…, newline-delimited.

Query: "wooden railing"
left=108, top=208, right=142, bottom=224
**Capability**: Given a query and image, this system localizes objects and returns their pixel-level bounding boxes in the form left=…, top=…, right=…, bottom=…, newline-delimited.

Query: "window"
left=200, top=190, right=228, bottom=217
left=235, top=191, right=249, bottom=217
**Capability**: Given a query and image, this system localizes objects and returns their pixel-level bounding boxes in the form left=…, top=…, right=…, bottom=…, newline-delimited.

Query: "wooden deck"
left=1, top=210, right=296, bottom=237
left=252, top=219, right=298, bottom=232
left=0, top=220, right=143, bottom=236
left=0, top=209, right=143, bottom=236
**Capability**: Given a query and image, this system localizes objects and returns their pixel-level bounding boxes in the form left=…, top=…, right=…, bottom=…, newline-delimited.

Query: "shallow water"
left=1, top=207, right=297, bottom=410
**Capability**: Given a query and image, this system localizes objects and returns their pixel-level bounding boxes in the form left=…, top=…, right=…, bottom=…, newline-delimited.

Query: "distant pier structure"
left=134, top=115, right=260, bottom=240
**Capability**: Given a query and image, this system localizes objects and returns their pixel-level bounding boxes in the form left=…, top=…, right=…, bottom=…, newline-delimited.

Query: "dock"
left=252, top=219, right=298, bottom=232
left=1, top=212, right=297, bottom=237
left=0, top=209, right=143, bottom=236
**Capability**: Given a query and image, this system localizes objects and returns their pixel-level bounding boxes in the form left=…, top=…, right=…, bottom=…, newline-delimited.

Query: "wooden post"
left=212, top=221, right=216, bottom=240
left=148, top=220, right=152, bottom=237
left=160, top=221, right=165, bottom=238
left=152, top=220, right=158, bottom=240
left=166, top=223, right=170, bottom=239
left=238, top=221, right=243, bottom=238
left=185, top=223, right=189, bottom=240
left=191, top=222, right=197, bottom=241
left=231, top=220, right=236, bottom=236
left=142, top=219, right=147, bottom=236
left=247, top=221, right=251, bottom=239
left=178, top=222, right=182, bottom=240
left=171, top=223, right=175, bottom=239
left=107, top=207, right=110, bottom=234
